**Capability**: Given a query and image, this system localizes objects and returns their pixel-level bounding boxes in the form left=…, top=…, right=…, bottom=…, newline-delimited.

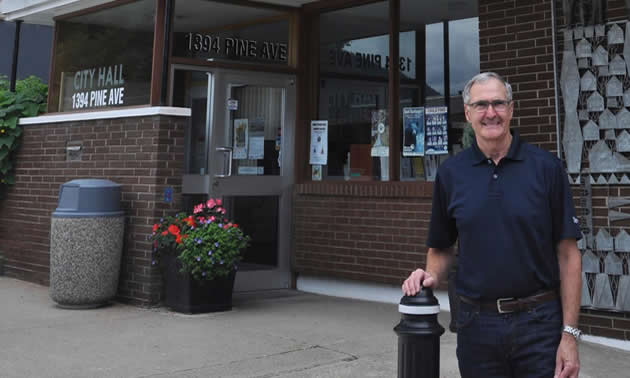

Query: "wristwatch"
left=562, top=325, right=582, bottom=341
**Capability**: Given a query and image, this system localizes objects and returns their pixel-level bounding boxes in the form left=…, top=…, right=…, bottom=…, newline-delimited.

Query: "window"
left=399, top=0, right=479, bottom=181
left=50, top=0, right=155, bottom=112
left=318, top=1, right=389, bottom=181
left=172, top=0, right=290, bottom=66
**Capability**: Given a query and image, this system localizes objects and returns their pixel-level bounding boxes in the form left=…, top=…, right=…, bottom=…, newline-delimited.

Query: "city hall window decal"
left=69, top=64, right=126, bottom=110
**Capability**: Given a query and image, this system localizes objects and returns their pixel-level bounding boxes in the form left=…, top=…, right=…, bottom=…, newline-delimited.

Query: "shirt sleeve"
left=426, top=170, right=458, bottom=249
left=550, top=159, right=582, bottom=245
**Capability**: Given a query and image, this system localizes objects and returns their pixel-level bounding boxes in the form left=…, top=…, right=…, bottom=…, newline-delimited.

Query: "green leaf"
left=22, top=103, right=40, bottom=117
left=0, top=149, right=8, bottom=161
left=0, top=135, right=15, bottom=149
left=3, top=116, right=17, bottom=129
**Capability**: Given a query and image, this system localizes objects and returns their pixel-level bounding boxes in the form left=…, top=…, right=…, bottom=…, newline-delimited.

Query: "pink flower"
left=221, top=208, right=226, bottom=214
left=206, top=199, right=216, bottom=208
left=216, top=199, right=222, bottom=206
left=193, top=204, right=204, bottom=214
left=210, top=216, right=216, bottom=222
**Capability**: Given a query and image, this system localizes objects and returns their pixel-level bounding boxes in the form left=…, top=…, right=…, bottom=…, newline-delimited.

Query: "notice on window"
left=248, top=136, right=264, bottom=160
left=310, top=121, right=328, bottom=165
left=371, top=110, right=389, bottom=157
left=233, top=118, right=248, bottom=159
left=425, top=106, right=448, bottom=155
left=403, top=107, right=425, bottom=157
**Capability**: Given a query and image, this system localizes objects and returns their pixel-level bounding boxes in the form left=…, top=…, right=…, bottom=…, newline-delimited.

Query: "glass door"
left=179, top=68, right=295, bottom=292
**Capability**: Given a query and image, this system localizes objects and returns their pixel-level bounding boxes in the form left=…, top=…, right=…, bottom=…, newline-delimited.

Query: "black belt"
left=459, top=290, right=558, bottom=314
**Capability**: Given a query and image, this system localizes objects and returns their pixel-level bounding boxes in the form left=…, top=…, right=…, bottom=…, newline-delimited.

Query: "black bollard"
left=394, top=287, right=445, bottom=378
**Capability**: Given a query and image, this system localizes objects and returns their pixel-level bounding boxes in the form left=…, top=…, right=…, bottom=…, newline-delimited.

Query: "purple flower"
left=220, top=260, right=224, bottom=265
left=208, top=250, right=213, bottom=256
left=196, top=256, right=201, bottom=262
left=202, top=272, right=206, bottom=277
left=196, top=238, right=202, bottom=244
left=214, top=242, right=219, bottom=248
left=218, top=223, right=223, bottom=228
left=152, top=260, right=156, bottom=265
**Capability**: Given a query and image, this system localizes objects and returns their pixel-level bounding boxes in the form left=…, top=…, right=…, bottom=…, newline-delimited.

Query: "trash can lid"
left=399, top=287, right=440, bottom=315
left=53, top=179, right=123, bottom=217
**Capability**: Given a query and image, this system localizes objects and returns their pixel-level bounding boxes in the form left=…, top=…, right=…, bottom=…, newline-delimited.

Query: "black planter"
left=161, top=254, right=236, bottom=314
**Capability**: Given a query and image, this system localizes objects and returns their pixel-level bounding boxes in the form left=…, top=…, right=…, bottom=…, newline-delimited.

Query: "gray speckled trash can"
left=50, top=179, right=124, bottom=308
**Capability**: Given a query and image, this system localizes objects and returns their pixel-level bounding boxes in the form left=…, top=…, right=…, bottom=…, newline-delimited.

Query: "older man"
left=402, top=72, right=582, bottom=378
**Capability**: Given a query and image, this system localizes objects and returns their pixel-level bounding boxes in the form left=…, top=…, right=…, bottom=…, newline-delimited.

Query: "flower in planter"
left=149, top=199, right=250, bottom=281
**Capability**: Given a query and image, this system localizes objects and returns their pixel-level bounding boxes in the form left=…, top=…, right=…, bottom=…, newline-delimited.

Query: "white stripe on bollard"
left=398, top=304, right=440, bottom=315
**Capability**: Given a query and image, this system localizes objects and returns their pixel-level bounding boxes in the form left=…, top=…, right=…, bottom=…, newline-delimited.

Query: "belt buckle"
left=496, top=297, right=515, bottom=314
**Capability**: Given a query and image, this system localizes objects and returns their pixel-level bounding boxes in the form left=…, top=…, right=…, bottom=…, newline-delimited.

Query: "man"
left=402, top=72, right=582, bottom=378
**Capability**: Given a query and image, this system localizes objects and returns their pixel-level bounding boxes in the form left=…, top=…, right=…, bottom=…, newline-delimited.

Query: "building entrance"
left=175, top=68, right=295, bottom=291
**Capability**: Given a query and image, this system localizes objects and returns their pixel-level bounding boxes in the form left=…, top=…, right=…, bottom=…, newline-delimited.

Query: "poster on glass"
left=233, top=118, right=248, bottom=159
left=371, top=109, right=389, bottom=157
left=425, top=106, right=448, bottom=155
left=402, top=107, right=425, bottom=157
left=309, top=120, right=328, bottom=165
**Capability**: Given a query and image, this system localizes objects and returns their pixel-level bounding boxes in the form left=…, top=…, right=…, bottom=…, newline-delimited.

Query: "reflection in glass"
left=51, top=0, right=155, bottom=112
left=318, top=1, right=389, bottom=181
left=173, top=70, right=209, bottom=175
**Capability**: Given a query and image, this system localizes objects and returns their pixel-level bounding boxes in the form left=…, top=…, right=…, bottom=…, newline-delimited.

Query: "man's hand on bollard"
left=402, top=269, right=438, bottom=296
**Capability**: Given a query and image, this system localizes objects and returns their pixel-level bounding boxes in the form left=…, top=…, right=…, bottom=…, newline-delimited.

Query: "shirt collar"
left=470, top=129, right=524, bottom=166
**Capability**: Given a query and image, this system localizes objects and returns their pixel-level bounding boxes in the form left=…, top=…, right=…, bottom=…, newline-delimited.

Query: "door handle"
left=215, top=146, right=233, bottom=177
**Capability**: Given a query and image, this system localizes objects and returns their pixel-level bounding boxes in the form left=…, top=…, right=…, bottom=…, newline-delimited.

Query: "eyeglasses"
left=467, top=99, right=511, bottom=113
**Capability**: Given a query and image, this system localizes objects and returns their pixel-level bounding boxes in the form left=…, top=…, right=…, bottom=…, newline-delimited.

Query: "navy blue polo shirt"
left=427, top=131, right=582, bottom=300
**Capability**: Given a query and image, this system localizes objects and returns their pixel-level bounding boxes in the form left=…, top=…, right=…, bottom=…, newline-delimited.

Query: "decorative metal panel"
left=583, top=120, right=600, bottom=140
left=592, top=45, right=608, bottom=66
left=563, top=111, right=583, bottom=173
left=616, top=276, right=630, bottom=311
left=589, top=140, right=614, bottom=172
left=608, top=97, right=620, bottom=108
left=614, top=229, right=630, bottom=251
left=617, top=131, right=630, bottom=151
left=595, top=24, right=606, bottom=37
left=587, top=92, right=605, bottom=111
left=605, top=129, right=616, bottom=140
left=610, top=55, right=628, bottom=75
left=585, top=25, right=594, bottom=38
left=597, top=174, right=608, bottom=184
left=607, top=76, right=624, bottom=96
left=599, top=109, right=616, bottom=130
left=581, top=70, right=597, bottom=91
left=593, top=273, right=615, bottom=309
left=582, top=272, right=592, bottom=306
left=609, top=24, right=624, bottom=44
left=598, top=65, right=610, bottom=77
left=608, top=174, right=619, bottom=185
left=582, top=250, right=600, bottom=273
left=604, top=252, right=623, bottom=274
left=609, top=209, right=630, bottom=222
left=576, top=38, right=592, bottom=58
left=596, top=228, right=614, bottom=250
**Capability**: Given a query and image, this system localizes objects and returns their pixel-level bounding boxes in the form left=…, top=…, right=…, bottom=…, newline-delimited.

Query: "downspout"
left=9, top=20, right=22, bottom=92
left=550, top=0, right=562, bottom=158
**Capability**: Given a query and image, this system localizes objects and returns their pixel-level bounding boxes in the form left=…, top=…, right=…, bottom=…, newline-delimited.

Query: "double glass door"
left=175, top=68, right=295, bottom=291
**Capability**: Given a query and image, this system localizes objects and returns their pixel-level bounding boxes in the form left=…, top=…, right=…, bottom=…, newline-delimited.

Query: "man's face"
left=464, top=78, right=513, bottom=144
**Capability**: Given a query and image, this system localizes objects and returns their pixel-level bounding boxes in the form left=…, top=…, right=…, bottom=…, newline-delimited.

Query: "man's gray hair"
left=462, top=72, right=513, bottom=105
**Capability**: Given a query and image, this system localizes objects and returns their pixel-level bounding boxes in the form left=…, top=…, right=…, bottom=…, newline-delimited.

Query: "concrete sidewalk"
left=1, top=277, right=629, bottom=377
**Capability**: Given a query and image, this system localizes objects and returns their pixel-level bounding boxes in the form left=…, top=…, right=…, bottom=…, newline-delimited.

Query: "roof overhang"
left=0, top=0, right=316, bottom=25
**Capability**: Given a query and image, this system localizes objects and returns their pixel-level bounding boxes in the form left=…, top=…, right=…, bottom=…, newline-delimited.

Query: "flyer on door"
left=402, top=107, right=425, bottom=157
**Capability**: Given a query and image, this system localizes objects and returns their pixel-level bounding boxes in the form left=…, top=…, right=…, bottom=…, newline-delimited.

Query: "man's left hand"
left=554, top=334, right=579, bottom=378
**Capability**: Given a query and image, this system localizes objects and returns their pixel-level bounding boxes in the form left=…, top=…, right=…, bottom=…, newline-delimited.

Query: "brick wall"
left=293, top=183, right=439, bottom=286
left=479, top=0, right=559, bottom=151
left=0, top=114, right=187, bottom=305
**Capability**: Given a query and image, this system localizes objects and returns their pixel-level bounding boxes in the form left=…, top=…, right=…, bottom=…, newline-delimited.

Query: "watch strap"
left=563, top=325, right=582, bottom=340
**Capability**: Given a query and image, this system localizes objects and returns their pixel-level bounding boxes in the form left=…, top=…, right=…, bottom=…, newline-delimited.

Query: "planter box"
left=161, top=254, right=236, bottom=314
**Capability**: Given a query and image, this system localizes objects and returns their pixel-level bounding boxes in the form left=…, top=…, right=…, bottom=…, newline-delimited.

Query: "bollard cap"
left=399, top=286, right=440, bottom=315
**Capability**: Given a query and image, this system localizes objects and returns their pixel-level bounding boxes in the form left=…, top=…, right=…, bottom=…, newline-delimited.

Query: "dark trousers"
left=456, top=298, right=562, bottom=378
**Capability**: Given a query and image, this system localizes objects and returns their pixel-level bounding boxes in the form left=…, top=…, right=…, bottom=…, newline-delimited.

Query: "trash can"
left=50, top=179, right=124, bottom=308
